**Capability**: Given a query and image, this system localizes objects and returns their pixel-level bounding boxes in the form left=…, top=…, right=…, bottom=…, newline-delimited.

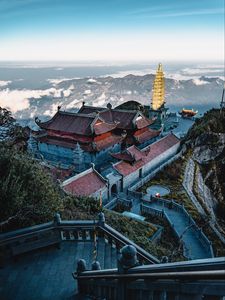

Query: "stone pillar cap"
left=119, top=245, right=138, bottom=268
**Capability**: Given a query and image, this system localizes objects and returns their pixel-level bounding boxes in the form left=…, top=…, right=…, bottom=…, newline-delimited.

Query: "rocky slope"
left=184, top=109, right=225, bottom=221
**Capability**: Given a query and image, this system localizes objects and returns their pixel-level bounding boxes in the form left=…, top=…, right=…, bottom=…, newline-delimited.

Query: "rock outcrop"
left=184, top=109, right=225, bottom=221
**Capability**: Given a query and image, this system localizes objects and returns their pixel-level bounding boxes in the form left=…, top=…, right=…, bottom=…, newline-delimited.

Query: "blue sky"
left=0, top=0, right=224, bottom=61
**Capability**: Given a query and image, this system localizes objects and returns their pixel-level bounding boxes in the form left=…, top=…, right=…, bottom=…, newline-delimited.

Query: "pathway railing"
left=141, top=196, right=214, bottom=258
left=75, top=244, right=225, bottom=300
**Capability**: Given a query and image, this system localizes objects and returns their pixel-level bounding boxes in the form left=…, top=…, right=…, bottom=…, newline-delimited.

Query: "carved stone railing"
left=0, top=213, right=159, bottom=265
left=75, top=244, right=225, bottom=300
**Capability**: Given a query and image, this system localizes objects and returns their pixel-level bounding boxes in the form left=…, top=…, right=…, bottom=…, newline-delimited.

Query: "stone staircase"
left=0, top=239, right=117, bottom=300
left=0, top=215, right=224, bottom=300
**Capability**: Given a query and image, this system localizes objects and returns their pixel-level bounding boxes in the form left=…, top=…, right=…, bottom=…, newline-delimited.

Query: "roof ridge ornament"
left=35, top=116, right=41, bottom=124
left=144, top=146, right=151, bottom=156
left=106, top=103, right=112, bottom=110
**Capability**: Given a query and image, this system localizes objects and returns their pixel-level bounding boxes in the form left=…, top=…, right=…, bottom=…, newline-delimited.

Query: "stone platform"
left=0, top=239, right=117, bottom=300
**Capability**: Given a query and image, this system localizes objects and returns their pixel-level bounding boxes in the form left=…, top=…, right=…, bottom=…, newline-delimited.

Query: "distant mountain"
left=2, top=74, right=224, bottom=121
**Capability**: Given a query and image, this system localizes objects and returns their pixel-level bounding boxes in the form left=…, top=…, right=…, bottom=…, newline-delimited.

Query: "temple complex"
left=31, top=103, right=160, bottom=170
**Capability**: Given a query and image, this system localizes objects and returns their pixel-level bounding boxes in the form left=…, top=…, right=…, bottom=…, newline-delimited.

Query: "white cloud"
left=0, top=88, right=30, bottom=113
left=63, top=89, right=71, bottom=97
left=87, top=78, right=97, bottom=83
left=65, top=99, right=81, bottom=109
left=141, top=8, right=224, bottom=18
left=83, top=89, right=92, bottom=95
left=105, top=68, right=156, bottom=78
left=0, top=87, right=65, bottom=114
left=0, top=80, right=11, bottom=87
left=43, top=110, right=52, bottom=116
left=196, top=64, right=224, bottom=69
left=181, top=68, right=223, bottom=75
left=93, top=92, right=107, bottom=106
left=192, top=78, right=209, bottom=86
left=68, top=84, right=75, bottom=90
left=47, top=77, right=80, bottom=86
left=43, top=102, right=63, bottom=117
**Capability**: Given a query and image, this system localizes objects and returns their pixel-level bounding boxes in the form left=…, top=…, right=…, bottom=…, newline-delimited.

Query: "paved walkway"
left=131, top=199, right=210, bottom=260
left=0, top=239, right=117, bottom=300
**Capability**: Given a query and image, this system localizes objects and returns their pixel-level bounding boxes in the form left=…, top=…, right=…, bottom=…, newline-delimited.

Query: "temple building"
left=61, top=165, right=108, bottom=199
left=62, top=133, right=180, bottom=201
left=111, top=133, right=180, bottom=191
left=31, top=103, right=160, bottom=171
left=149, top=63, right=168, bottom=129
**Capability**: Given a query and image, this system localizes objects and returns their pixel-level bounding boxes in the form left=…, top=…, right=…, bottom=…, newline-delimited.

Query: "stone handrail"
left=141, top=196, right=214, bottom=258
left=0, top=213, right=159, bottom=264
left=101, top=223, right=159, bottom=264
left=75, top=244, right=225, bottom=300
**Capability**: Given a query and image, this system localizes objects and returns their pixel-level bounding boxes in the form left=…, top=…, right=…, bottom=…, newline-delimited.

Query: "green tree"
left=0, top=107, right=15, bottom=126
left=0, top=145, right=63, bottom=231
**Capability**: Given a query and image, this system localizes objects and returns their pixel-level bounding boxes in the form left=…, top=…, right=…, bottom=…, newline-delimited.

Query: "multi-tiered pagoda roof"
left=35, top=104, right=160, bottom=153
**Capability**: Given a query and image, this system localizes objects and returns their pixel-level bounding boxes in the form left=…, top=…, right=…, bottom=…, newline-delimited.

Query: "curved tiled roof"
left=136, top=116, right=154, bottom=129
left=37, top=111, right=116, bottom=136
left=93, top=121, right=117, bottom=135
left=100, top=109, right=137, bottom=129
left=94, top=134, right=123, bottom=151
left=37, top=111, right=95, bottom=135
left=113, top=134, right=180, bottom=176
left=134, top=128, right=161, bottom=144
left=78, top=105, right=106, bottom=114
left=62, top=168, right=107, bottom=197
left=78, top=105, right=155, bottom=130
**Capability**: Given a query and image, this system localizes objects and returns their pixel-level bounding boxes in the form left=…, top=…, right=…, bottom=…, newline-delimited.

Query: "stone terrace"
left=0, top=239, right=117, bottom=300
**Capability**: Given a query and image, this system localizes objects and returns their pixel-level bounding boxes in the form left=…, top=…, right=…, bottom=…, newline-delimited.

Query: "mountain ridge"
left=0, top=74, right=223, bottom=121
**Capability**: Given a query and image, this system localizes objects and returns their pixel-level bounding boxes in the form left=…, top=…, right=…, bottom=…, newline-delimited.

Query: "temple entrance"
left=111, top=184, right=118, bottom=196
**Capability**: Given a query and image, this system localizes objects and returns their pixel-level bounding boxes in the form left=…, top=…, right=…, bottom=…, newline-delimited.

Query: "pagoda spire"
left=152, top=63, right=165, bottom=111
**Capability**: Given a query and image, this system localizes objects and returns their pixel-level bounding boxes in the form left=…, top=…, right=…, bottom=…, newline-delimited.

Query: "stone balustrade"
left=75, top=244, right=225, bottom=300
left=0, top=213, right=159, bottom=265
left=141, top=196, right=214, bottom=258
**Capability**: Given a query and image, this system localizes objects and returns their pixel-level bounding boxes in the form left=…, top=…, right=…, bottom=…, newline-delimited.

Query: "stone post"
left=76, top=259, right=87, bottom=294
left=117, top=245, right=139, bottom=300
left=76, top=259, right=87, bottom=274
left=54, top=213, right=61, bottom=226
left=91, top=261, right=101, bottom=270
left=98, top=212, right=105, bottom=227
left=160, top=256, right=169, bottom=263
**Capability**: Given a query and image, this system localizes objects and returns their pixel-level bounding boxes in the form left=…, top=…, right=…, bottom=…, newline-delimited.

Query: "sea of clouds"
left=0, top=63, right=224, bottom=117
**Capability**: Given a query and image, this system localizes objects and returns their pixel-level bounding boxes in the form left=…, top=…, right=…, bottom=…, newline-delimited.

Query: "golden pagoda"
left=152, top=63, right=165, bottom=110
